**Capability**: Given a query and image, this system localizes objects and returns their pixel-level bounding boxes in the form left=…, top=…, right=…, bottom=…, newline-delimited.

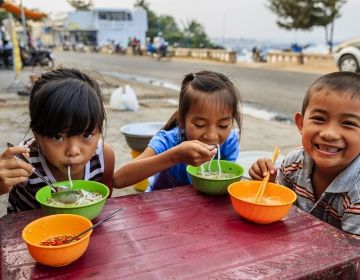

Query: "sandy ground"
left=0, top=71, right=301, bottom=217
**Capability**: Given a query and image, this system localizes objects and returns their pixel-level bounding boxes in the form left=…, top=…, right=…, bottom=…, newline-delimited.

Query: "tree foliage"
left=134, top=0, right=214, bottom=48
left=0, top=10, right=9, bottom=23
left=312, top=0, right=347, bottom=51
left=157, top=15, right=183, bottom=46
left=267, top=0, right=347, bottom=52
left=183, top=20, right=212, bottom=48
left=268, top=0, right=315, bottom=30
left=67, top=0, right=93, bottom=11
left=134, top=0, right=158, bottom=39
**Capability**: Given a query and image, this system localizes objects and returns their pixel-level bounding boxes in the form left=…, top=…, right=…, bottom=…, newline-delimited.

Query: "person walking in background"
left=249, top=72, right=360, bottom=236
left=131, top=37, right=141, bottom=55
left=252, top=46, right=260, bottom=62
left=146, top=37, right=156, bottom=56
left=0, top=68, right=115, bottom=212
left=1, top=38, right=12, bottom=68
left=113, top=70, right=243, bottom=191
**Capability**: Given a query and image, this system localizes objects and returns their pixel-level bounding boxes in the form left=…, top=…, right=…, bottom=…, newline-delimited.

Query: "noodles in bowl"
left=187, top=144, right=244, bottom=195
left=47, top=189, right=103, bottom=207
left=195, top=171, right=238, bottom=180
left=196, top=144, right=240, bottom=180
left=187, top=160, right=244, bottom=195
left=36, top=180, right=109, bottom=220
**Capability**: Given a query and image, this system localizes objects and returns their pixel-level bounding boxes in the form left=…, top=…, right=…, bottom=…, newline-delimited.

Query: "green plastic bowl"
left=36, top=180, right=109, bottom=220
left=187, top=160, right=244, bottom=196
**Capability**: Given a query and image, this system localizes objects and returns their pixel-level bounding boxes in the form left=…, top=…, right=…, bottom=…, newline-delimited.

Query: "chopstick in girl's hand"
left=6, top=143, right=30, bottom=163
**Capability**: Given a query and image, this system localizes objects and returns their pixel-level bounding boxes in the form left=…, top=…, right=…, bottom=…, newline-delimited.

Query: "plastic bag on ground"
left=109, top=85, right=139, bottom=111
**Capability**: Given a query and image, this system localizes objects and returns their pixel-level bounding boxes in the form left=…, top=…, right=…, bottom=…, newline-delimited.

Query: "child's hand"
left=174, top=140, right=217, bottom=166
left=0, top=146, right=33, bottom=194
left=248, top=158, right=277, bottom=182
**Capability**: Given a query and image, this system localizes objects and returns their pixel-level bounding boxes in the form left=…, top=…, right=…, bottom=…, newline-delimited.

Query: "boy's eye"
left=309, top=116, right=325, bottom=122
left=343, top=120, right=360, bottom=128
left=52, top=134, right=64, bottom=141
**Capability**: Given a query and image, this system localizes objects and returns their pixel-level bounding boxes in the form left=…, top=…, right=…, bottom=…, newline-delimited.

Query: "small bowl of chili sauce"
left=22, top=214, right=93, bottom=267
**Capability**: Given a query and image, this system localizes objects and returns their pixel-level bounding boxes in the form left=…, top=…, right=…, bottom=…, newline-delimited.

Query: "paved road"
left=54, top=51, right=322, bottom=118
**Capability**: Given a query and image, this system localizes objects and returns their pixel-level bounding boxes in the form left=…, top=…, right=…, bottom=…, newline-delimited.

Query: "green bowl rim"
left=35, top=180, right=109, bottom=209
left=186, top=160, right=244, bottom=182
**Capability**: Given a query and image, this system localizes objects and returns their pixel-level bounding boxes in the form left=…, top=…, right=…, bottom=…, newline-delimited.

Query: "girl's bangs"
left=190, top=89, right=234, bottom=113
left=32, top=82, right=103, bottom=137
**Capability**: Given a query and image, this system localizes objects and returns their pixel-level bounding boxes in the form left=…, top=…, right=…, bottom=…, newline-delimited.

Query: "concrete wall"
left=267, top=51, right=334, bottom=67
left=173, top=48, right=237, bottom=63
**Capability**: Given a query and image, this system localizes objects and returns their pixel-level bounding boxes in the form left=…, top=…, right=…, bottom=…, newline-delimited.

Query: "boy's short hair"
left=302, top=72, right=360, bottom=115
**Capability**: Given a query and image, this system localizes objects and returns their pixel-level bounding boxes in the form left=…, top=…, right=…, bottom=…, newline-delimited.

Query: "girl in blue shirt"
left=113, top=70, right=243, bottom=191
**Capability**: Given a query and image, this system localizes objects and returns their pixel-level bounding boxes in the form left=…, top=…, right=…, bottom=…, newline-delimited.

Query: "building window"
left=98, top=11, right=132, bottom=21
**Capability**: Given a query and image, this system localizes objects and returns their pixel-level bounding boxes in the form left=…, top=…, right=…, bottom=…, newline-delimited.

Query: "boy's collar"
left=306, top=154, right=360, bottom=194
left=302, top=151, right=313, bottom=179
left=327, top=155, right=360, bottom=193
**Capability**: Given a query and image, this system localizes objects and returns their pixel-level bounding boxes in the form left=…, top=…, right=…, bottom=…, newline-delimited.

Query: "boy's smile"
left=295, top=90, right=360, bottom=174
left=315, top=143, right=343, bottom=153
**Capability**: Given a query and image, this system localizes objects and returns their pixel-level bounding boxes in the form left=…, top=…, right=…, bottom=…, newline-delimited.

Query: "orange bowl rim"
left=22, top=214, right=93, bottom=248
left=227, top=181, right=297, bottom=206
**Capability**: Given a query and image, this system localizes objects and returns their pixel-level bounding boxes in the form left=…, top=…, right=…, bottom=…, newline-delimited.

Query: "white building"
left=33, top=8, right=147, bottom=49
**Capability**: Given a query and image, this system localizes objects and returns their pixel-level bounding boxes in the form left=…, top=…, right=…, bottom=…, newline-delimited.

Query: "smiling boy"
left=249, top=72, right=360, bottom=236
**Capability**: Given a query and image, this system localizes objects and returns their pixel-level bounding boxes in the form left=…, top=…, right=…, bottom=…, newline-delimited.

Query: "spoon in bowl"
left=7, top=143, right=78, bottom=204
left=65, top=208, right=123, bottom=244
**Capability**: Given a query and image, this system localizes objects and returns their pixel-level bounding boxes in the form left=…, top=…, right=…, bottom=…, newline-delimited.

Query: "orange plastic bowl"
left=22, top=214, right=93, bottom=267
left=228, top=180, right=297, bottom=224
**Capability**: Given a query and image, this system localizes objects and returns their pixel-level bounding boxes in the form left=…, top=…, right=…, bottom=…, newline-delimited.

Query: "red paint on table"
left=1, top=186, right=360, bottom=279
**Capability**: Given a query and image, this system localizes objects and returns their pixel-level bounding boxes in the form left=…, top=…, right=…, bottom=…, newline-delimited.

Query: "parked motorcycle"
left=20, top=47, right=55, bottom=68
left=0, top=40, right=14, bottom=69
left=154, top=44, right=171, bottom=61
left=0, top=48, right=13, bottom=69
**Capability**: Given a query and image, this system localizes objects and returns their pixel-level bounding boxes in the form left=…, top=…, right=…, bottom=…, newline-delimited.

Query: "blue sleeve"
left=148, top=129, right=179, bottom=155
left=220, top=130, right=240, bottom=162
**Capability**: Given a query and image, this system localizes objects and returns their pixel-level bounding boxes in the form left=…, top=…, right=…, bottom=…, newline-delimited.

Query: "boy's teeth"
left=318, top=144, right=340, bottom=152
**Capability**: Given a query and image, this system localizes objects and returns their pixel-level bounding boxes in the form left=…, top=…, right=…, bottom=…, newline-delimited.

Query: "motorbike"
left=0, top=48, right=13, bottom=69
left=155, top=44, right=171, bottom=61
left=20, top=47, right=55, bottom=68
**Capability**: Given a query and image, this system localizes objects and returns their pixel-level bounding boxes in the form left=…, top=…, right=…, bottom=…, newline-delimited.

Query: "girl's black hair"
left=29, top=68, right=106, bottom=137
left=302, top=71, right=360, bottom=115
left=163, top=70, right=242, bottom=135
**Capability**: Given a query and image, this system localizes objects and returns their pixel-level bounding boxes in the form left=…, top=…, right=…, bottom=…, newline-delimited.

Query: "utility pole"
left=222, top=12, right=226, bottom=47
left=20, top=0, right=28, bottom=48
left=7, top=13, right=24, bottom=93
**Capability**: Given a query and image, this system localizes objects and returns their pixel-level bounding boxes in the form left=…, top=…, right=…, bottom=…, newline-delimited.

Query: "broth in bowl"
left=195, top=171, right=238, bottom=180
left=47, top=189, right=103, bottom=207
left=240, top=195, right=285, bottom=206
left=187, top=160, right=244, bottom=196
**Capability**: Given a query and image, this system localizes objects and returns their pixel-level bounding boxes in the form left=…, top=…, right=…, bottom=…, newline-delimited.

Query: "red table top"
left=1, top=185, right=360, bottom=279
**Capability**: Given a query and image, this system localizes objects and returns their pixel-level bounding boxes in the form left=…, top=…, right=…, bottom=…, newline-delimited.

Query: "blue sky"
left=22, top=0, right=360, bottom=44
